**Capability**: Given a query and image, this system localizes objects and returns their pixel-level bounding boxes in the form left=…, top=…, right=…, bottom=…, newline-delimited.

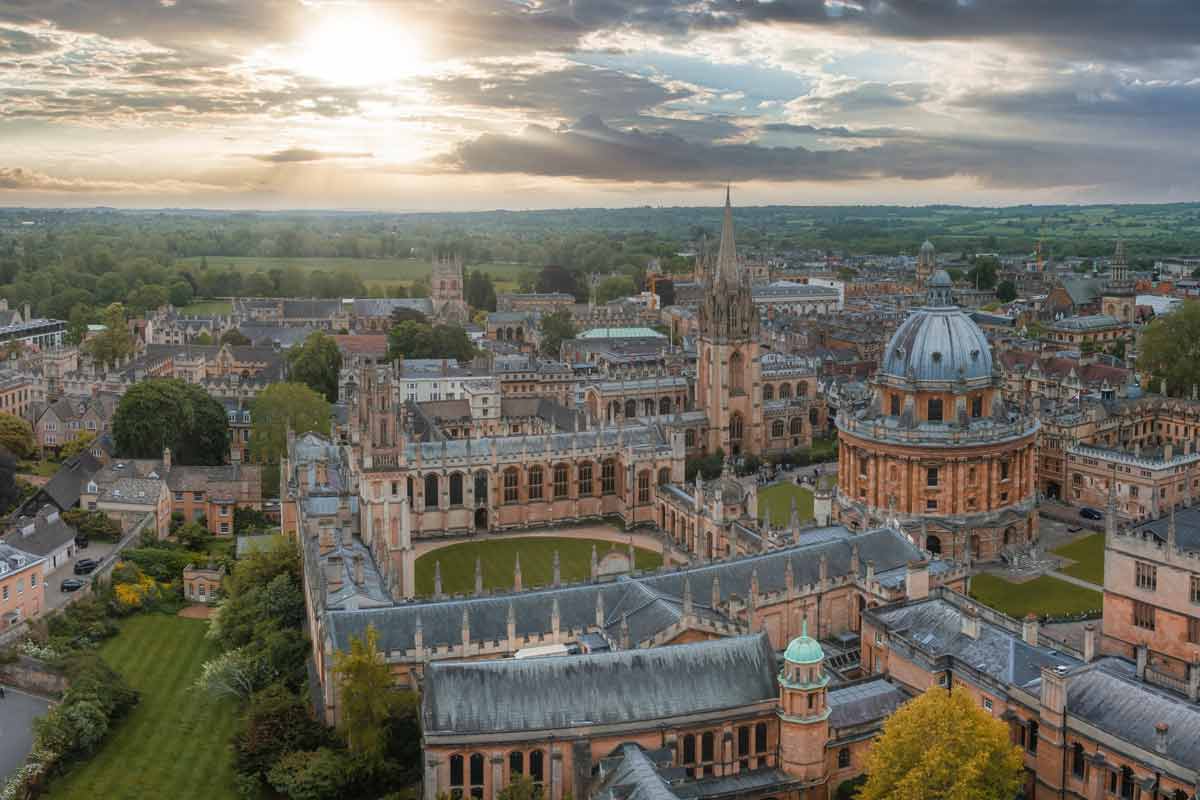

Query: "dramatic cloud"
left=0, top=166, right=235, bottom=194
left=249, top=148, right=374, bottom=163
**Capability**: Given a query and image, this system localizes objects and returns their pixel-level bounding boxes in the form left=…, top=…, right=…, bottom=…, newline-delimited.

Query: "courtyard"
left=1052, top=532, right=1106, bottom=586
left=968, top=573, right=1103, bottom=620
left=44, top=614, right=238, bottom=800
left=758, top=482, right=814, bottom=527
left=414, top=535, right=663, bottom=596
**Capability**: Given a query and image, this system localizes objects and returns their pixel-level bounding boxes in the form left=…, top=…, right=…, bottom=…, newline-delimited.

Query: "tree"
left=250, top=382, right=330, bottom=467
left=465, top=270, right=498, bottom=311
left=0, top=412, right=34, bottom=458
left=195, top=647, right=276, bottom=701
left=595, top=275, right=636, bottom=304
left=966, top=256, right=999, bottom=291
left=996, top=279, right=1017, bottom=302
left=1137, top=300, right=1200, bottom=396
left=535, top=264, right=583, bottom=299
left=858, top=687, right=1023, bottom=800
left=387, top=320, right=475, bottom=362
left=192, top=331, right=214, bottom=345
left=286, top=331, right=343, bottom=403
left=233, top=684, right=331, bottom=783
left=539, top=310, right=576, bottom=359
left=59, top=431, right=97, bottom=460
left=220, top=329, right=251, bottom=347
left=63, top=509, right=122, bottom=542
left=168, top=280, right=194, bottom=308
left=83, top=303, right=134, bottom=369
left=334, top=624, right=398, bottom=759
left=0, top=448, right=19, bottom=513
left=498, top=776, right=539, bottom=800
left=268, top=748, right=360, bottom=800
left=175, top=520, right=212, bottom=550
left=111, top=378, right=229, bottom=465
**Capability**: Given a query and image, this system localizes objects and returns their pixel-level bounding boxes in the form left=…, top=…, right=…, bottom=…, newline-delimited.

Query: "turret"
left=777, top=622, right=831, bottom=782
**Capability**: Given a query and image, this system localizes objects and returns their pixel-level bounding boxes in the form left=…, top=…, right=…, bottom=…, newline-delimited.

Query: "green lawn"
left=810, top=435, right=839, bottom=463
left=180, top=299, right=233, bottom=316
left=1052, top=533, right=1105, bottom=586
left=180, top=256, right=527, bottom=292
left=18, top=458, right=61, bottom=478
left=969, top=573, right=1103, bottom=619
left=45, top=615, right=239, bottom=800
left=758, top=482, right=814, bottom=527
left=414, top=536, right=662, bottom=596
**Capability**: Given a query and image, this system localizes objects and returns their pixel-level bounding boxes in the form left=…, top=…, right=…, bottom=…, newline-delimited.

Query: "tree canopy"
left=334, top=624, right=399, bottom=759
left=996, top=279, right=1017, bottom=302
left=539, top=310, right=576, bottom=359
left=0, top=412, right=34, bottom=459
left=111, top=378, right=228, bottom=465
left=966, top=256, right=1000, bottom=291
left=858, top=686, right=1023, bottom=800
left=250, top=382, right=330, bottom=467
left=465, top=270, right=498, bottom=311
left=387, top=320, right=475, bottom=362
left=82, top=303, right=134, bottom=369
left=286, top=331, right=343, bottom=403
left=1137, top=300, right=1200, bottom=397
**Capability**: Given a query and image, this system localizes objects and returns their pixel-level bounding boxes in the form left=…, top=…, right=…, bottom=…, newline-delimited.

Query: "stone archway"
left=926, top=535, right=942, bottom=556
left=970, top=534, right=982, bottom=561
left=474, top=508, right=488, bottom=530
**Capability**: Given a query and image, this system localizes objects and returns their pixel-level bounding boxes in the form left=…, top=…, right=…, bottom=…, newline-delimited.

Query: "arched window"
left=659, top=396, right=671, bottom=415
left=682, top=734, right=697, bottom=777
left=685, top=429, right=696, bottom=447
left=729, top=351, right=745, bottom=394
left=927, top=535, right=941, bottom=555
left=779, top=382, right=792, bottom=399
left=528, top=466, right=543, bottom=501
left=638, top=470, right=651, bottom=504
left=553, top=463, right=569, bottom=499
left=1071, top=743, right=1085, bottom=779
left=474, top=471, right=488, bottom=504
left=449, top=473, right=464, bottom=506
left=763, top=384, right=774, bottom=401
left=730, top=413, right=744, bottom=444
left=529, top=750, right=545, bottom=787
left=515, top=326, right=524, bottom=341
left=601, top=459, right=616, bottom=495
left=407, top=476, right=414, bottom=501
left=658, top=467, right=670, bottom=485
left=809, top=407, right=818, bottom=425
left=797, top=382, right=808, bottom=398
left=701, top=731, right=715, bottom=776
left=579, top=462, right=593, bottom=495
left=469, top=753, right=485, bottom=799
left=755, top=722, right=767, bottom=757
left=450, top=754, right=465, bottom=798
left=640, top=398, right=652, bottom=416
left=625, top=399, right=637, bottom=418
left=837, top=747, right=850, bottom=769
left=509, top=750, right=524, bottom=777
left=424, top=473, right=440, bottom=510
left=790, top=418, right=803, bottom=435
left=503, top=467, right=520, bottom=504
left=772, top=420, right=785, bottom=437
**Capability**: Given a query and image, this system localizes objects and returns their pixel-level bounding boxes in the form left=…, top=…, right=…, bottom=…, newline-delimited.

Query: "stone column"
left=550, top=749, right=563, bottom=800
left=424, top=757, right=440, bottom=800
left=490, top=754, right=504, bottom=800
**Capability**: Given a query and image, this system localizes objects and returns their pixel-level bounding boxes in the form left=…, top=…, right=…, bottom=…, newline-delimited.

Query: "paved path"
left=0, top=686, right=52, bottom=782
left=1048, top=570, right=1104, bottom=592
left=42, top=538, right=119, bottom=611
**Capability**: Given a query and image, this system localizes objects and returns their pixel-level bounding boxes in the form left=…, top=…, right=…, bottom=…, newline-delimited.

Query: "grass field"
left=1052, top=533, right=1105, bottom=586
left=969, top=573, right=1103, bottom=619
left=758, top=483, right=814, bottom=527
left=180, top=256, right=527, bottom=292
left=180, top=299, right=233, bottom=316
left=45, top=615, right=238, bottom=800
left=414, top=536, right=662, bottom=596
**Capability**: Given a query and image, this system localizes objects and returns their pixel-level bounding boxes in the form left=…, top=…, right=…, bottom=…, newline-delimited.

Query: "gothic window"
left=553, top=463, right=569, bottom=499
left=779, top=382, right=792, bottom=400
left=643, top=398, right=655, bottom=416
left=1135, top=561, right=1157, bottom=591
left=755, top=722, right=767, bottom=753
left=685, top=429, right=696, bottom=447
left=763, top=384, right=774, bottom=401
left=579, top=462, right=593, bottom=495
left=928, top=398, right=944, bottom=421
left=424, top=474, right=440, bottom=509
left=474, top=471, right=488, bottom=504
left=790, top=418, right=803, bottom=435
left=730, top=413, right=744, bottom=443
left=509, top=751, right=523, bottom=777
left=1071, top=743, right=1085, bottom=779
left=529, top=751, right=545, bottom=787
left=797, top=382, right=808, bottom=398
left=772, top=420, right=785, bottom=437
left=638, top=470, right=652, bottom=504
left=658, top=467, right=670, bottom=485
left=625, top=399, right=637, bottom=418
left=682, top=734, right=696, bottom=777
left=450, top=754, right=465, bottom=799
left=602, top=459, right=616, bottom=495
left=528, top=466, right=544, bottom=501
left=449, top=473, right=464, bottom=507
left=1133, top=600, right=1155, bottom=630
left=701, top=731, right=715, bottom=776
left=972, top=395, right=983, bottom=418
left=503, top=467, right=519, bottom=504
left=738, top=726, right=751, bottom=770
left=890, top=394, right=900, bottom=416
left=469, top=753, right=485, bottom=799
left=407, top=477, right=414, bottom=501
left=660, top=396, right=672, bottom=415
left=729, top=351, right=745, bottom=394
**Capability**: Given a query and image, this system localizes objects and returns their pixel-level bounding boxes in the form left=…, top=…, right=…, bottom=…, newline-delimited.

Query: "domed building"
left=915, top=239, right=936, bottom=288
left=835, top=270, right=1040, bottom=562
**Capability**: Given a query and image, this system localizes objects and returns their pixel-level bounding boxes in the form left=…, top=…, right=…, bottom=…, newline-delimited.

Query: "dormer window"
left=86, top=480, right=98, bottom=493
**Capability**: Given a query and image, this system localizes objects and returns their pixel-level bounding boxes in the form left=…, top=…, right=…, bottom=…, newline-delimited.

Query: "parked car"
left=60, top=578, right=85, bottom=592
left=1080, top=507, right=1104, bottom=521
left=74, top=536, right=89, bottom=550
left=73, top=558, right=99, bottom=575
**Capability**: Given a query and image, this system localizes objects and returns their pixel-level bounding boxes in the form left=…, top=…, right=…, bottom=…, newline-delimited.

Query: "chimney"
left=461, top=607, right=470, bottom=651
left=162, top=447, right=172, bottom=471
left=1022, top=614, right=1039, bottom=646
left=711, top=575, right=721, bottom=609
left=1136, top=643, right=1148, bottom=680
left=1154, top=722, right=1168, bottom=756
left=1082, top=623, right=1097, bottom=663
left=906, top=559, right=930, bottom=600
left=551, top=597, right=561, bottom=638
left=325, top=556, right=343, bottom=593
left=961, top=605, right=980, bottom=639
left=353, top=554, right=364, bottom=586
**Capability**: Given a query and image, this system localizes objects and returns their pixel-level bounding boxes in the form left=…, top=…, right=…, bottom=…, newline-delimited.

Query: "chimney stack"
left=1188, top=659, right=1199, bottom=702
left=513, top=553, right=522, bottom=592
left=961, top=605, right=980, bottom=639
left=1022, top=614, right=1039, bottom=646
left=1154, top=722, right=1168, bottom=756
left=1136, top=643, right=1148, bottom=681
left=552, top=550, right=561, bottom=587
left=162, top=447, right=172, bottom=471
left=906, top=559, right=930, bottom=600
left=1082, top=623, right=1097, bottom=663
left=325, top=556, right=343, bottom=593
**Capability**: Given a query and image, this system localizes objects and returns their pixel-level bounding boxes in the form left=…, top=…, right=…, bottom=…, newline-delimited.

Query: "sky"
left=3, top=0, right=1200, bottom=211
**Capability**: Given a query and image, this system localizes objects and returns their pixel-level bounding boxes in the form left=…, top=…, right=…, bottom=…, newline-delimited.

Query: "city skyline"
left=3, top=1, right=1200, bottom=210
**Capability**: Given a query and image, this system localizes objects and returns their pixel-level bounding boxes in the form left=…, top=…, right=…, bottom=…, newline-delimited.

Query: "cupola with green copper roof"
left=783, top=621, right=824, bottom=665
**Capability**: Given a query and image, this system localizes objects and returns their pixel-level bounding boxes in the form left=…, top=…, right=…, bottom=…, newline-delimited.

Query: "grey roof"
left=1059, top=276, right=1105, bottom=306
left=827, top=678, right=910, bottom=729
left=422, top=633, right=777, bottom=735
left=1066, top=658, right=1200, bottom=773
left=236, top=324, right=315, bottom=348
left=1048, top=314, right=1122, bottom=331
left=281, top=299, right=342, bottom=319
left=870, top=598, right=1078, bottom=688
left=881, top=307, right=993, bottom=382
left=4, top=505, right=76, bottom=557
left=98, top=477, right=162, bottom=504
left=351, top=298, right=433, bottom=316
left=1130, top=505, right=1200, bottom=553
left=39, top=453, right=102, bottom=509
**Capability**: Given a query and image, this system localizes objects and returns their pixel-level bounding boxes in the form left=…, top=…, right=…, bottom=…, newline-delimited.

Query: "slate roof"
left=39, top=453, right=102, bottom=510
left=422, top=633, right=777, bottom=735
left=351, top=298, right=433, bottom=317
left=827, top=678, right=910, bottom=730
left=4, top=505, right=76, bottom=557
left=282, top=299, right=342, bottom=319
left=98, top=477, right=163, bottom=505
left=1130, top=505, right=1200, bottom=553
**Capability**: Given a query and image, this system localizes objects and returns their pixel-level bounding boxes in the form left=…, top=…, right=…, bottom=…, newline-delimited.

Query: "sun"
left=295, top=9, right=426, bottom=86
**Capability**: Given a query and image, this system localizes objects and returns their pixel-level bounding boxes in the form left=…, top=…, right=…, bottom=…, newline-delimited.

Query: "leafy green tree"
left=1138, top=300, right=1200, bottom=396
left=966, top=256, right=999, bottom=291
left=287, top=331, right=343, bottom=402
left=466, top=269, right=498, bottom=311
left=0, top=412, right=34, bottom=458
left=996, top=279, right=1017, bottom=302
left=83, top=303, right=134, bottom=369
left=111, top=378, right=229, bottom=465
left=859, top=687, right=1023, bottom=800
left=387, top=320, right=475, bottom=362
left=233, top=684, right=332, bottom=783
left=250, top=382, right=330, bottom=466
left=220, top=328, right=251, bottom=346
left=128, top=283, right=170, bottom=316
left=268, top=748, right=360, bottom=800
left=595, top=275, right=637, bottom=304
left=539, top=310, right=576, bottom=359
left=175, top=520, right=212, bottom=550
left=498, top=776, right=539, bottom=800
left=168, top=280, right=194, bottom=308
left=59, top=431, right=97, bottom=460
left=334, top=624, right=398, bottom=758
left=63, top=509, right=123, bottom=542
left=192, top=331, right=214, bottom=345
left=66, top=303, right=94, bottom=345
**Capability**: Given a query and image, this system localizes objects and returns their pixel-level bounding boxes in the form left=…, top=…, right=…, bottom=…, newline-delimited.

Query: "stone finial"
left=434, top=561, right=443, bottom=598
left=1154, top=722, right=1168, bottom=755
left=819, top=553, right=829, bottom=585
left=590, top=544, right=598, bottom=579
left=628, top=537, right=636, bottom=572
left=1168, top=503, right=1177, bottom=550
left=595, top=591, right=605, bottom=627
left=414, top=614, right=424, bottom=655
left=552, top=550, right=561, bottom=587
left=711, top=575, right=721, bottom=609
left=682, top=577, right=693, bottom=617
left=551, top=597, right=561, bottom=637
left=474, top=557, right=483, bottom=596
left=785, top=557, right=794, bottom=592
left=851, top=542, right=861, bottom=574
left=750, top=567, right=760, bottom=601
left=514, top=553, right=522, bottom=592
left=461, top=606, right=470, bottom=649
left=620, top=613, right=631, bottom=650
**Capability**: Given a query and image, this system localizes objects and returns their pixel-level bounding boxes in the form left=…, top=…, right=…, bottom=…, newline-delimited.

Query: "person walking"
left=0, top=684, right=7, bottom=699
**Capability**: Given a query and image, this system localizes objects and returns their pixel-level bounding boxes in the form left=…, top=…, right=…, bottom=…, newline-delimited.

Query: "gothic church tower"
left=696, top=189, right=762, bottom=456
left=431, top=253, right=469, bottom=325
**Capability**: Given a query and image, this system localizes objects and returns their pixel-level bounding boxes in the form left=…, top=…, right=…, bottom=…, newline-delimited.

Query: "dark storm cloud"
left=250, top=148, right=374, bottom=163
left=434, top=115, right=1200, bottom=193
left=791, top=82, right=932, bottom=115
left=761, top=123, right=899, bottom=138
left=955, top=79, right=1200, bottom=129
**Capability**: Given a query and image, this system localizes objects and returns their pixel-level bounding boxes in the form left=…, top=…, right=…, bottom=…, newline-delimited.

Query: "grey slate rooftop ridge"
left=422, top=633, right=777, bottom=735
left=1130, top=505, right=1200, bottom=552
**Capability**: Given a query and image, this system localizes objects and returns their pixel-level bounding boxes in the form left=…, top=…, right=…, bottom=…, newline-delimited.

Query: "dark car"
left=73, top=558, right=99, bottom=575
left=74, top=536, right=89, bottom=550
left=1080, top=507, right=1104, bottom=521
left=60, top=578, right=85, bottom=592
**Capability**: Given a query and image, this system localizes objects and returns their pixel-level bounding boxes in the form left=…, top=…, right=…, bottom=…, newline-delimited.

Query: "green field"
left=180, top=299, right=233, bottom=315
left=969, top=573, right=1103, bottom=619
left=758, top=482, right=814, bottom=527
left=180, top=256, right=527, bottom=292
left=1052, top=533, right=1106, bottom=586
left=414, top=536, right=662, bottom=596
left=46, top=615, right=238, bottom=800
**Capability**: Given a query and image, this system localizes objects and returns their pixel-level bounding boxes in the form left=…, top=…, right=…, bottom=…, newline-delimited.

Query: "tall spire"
left=714, top=186, right=739, bottom=284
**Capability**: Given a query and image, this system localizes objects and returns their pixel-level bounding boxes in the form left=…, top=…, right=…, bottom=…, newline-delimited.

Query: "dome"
left=783, top=621, right=824, bottom=665
left=920, top=239, right=935, bottom=255
left=928, top=269, right=952, bottom=287
left=881, top=307, right=993, bottom=383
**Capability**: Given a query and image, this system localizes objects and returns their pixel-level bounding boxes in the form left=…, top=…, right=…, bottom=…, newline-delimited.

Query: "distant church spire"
left=714, top=185, right=739, bottom=284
